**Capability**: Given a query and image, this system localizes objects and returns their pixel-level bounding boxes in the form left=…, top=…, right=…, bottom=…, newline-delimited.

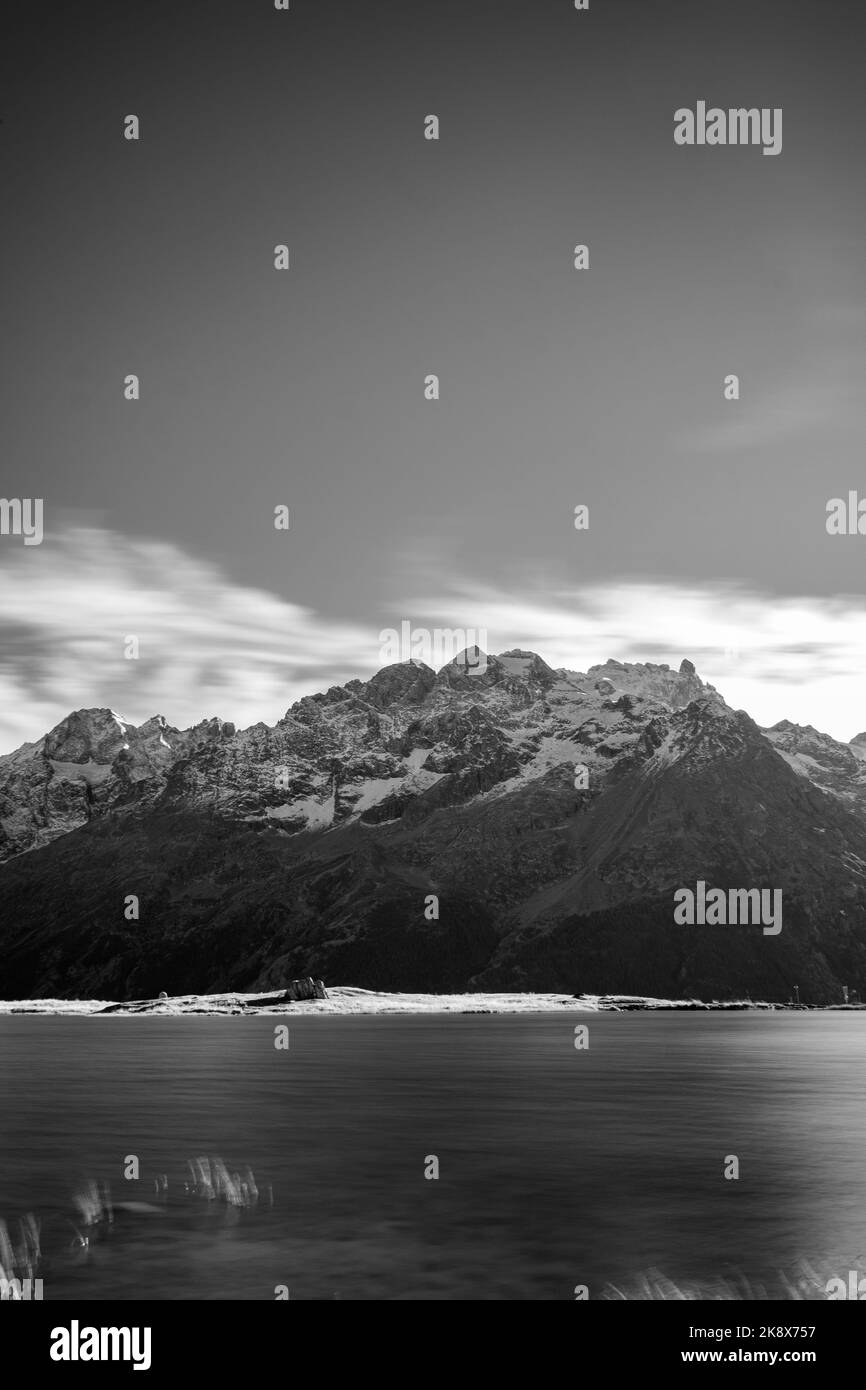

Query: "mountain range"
left=3, top=649, right=866, bottom=1003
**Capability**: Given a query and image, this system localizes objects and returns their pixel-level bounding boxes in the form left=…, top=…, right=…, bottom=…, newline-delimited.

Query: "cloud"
left=682, top=380, right=849, bottom=453
left=2, top=528, right=866, bottom=751
left=404, top=578, right=866, bottom=741
left=0, top=527, right=379, bottom=751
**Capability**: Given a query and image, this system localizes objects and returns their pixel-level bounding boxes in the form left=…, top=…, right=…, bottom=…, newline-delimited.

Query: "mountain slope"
left=2, top=652, right=865, bottom=1003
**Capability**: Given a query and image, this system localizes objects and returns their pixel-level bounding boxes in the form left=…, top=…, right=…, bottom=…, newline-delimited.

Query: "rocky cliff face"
left=0, top=653, right=713, bottom=859
left=0, top=708, right=236, bottom=861
left=2, top=651, right=866, bottom=1003
left=762, top=719, right=866, bottom=807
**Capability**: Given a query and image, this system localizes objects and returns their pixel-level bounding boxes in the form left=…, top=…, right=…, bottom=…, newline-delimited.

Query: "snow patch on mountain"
left=268, top=790, right=335, bottom=829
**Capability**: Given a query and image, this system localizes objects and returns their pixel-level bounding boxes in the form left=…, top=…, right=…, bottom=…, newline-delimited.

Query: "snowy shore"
left=0, top=987, right=818, bottom=1017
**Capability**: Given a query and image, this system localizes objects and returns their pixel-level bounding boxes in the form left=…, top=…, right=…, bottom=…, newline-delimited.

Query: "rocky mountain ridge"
left=2, top=650, right=866, bottom=1004
left=0, top=653, right=729, bottom=860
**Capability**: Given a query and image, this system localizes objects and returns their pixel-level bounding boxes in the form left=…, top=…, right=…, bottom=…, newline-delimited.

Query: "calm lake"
left=1, top=1012, right=864, bottom=1299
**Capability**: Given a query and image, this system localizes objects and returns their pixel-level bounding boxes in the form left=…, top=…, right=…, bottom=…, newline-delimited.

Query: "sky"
left=2, top=0, right=866, bottom=749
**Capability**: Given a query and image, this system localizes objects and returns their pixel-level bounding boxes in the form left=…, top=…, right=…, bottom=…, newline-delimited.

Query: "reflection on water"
left=1, top=1012, right=865, bottom=1300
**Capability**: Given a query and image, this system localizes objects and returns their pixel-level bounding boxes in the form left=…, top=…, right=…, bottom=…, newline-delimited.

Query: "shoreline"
left=1, top=987, right=863, bottom=1017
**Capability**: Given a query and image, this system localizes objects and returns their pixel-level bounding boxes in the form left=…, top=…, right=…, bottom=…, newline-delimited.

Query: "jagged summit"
left=435, top=647, right=503, bottom=689
left=561, top=657, right=715, bottom=714
left=43, top=708, right=130, bottom=761
left=353, top=660, right=436, bottom=710
left=768, top=719, right=819, bottom=734
left=495, top=650, right=558, bottom=687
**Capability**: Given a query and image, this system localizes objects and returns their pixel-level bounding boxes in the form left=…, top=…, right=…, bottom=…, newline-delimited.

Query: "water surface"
left=1, top=1012, right=864, bottom=1299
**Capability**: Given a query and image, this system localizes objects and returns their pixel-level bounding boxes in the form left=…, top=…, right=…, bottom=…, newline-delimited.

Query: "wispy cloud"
left=405, top=580, right=866, bottom=741
left=2, top=528, right=866, bottom=751
left=0, top=527, right=378, bottom=751
left=680, top=379, right=850, bottom=453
